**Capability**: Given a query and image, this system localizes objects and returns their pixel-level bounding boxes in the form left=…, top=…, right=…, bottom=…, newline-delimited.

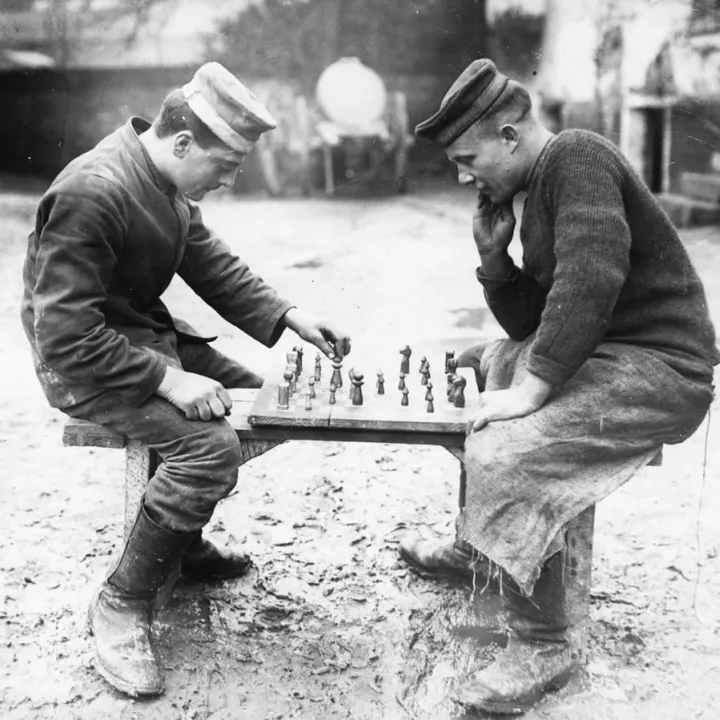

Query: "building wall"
left=0, top=66, right=454, bottom=180
left=669, top=100, right=720, bottom=193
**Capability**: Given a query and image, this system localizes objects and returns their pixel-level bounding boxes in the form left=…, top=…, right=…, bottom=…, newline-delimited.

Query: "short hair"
left=152, top=89, right=226, bottom=149
left=474, top=80, right=533, bottom=136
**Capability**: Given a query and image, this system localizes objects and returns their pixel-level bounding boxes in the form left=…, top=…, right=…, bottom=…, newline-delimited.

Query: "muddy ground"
left=1, top=178, right=720, bottom=720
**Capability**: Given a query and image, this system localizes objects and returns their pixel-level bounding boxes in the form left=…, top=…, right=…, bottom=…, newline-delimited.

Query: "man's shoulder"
left=551, top=129, right=623, bottom=161
left=46, top=122, right=139, bottom=201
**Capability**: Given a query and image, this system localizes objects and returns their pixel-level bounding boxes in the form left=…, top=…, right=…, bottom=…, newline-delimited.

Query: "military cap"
left=415, top=59, right=510, bottom=147
left=181, top=62, right=277, bottom=153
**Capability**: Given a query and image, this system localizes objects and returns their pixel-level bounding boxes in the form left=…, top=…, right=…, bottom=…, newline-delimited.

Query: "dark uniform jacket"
left=21, top=118, right=292, bottom=410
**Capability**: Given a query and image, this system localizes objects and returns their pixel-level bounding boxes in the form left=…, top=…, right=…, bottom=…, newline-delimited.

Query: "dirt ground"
left=2, top=178, right=720, bottom=720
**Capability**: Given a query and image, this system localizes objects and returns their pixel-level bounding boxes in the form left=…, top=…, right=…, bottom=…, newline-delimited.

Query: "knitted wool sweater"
left=478, top=129, right=719, bottom=387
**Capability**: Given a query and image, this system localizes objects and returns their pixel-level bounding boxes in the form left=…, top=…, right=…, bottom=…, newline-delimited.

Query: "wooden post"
left=563, top=505, right=596, bottom=665
left=123, top=440, right=159, bottom=538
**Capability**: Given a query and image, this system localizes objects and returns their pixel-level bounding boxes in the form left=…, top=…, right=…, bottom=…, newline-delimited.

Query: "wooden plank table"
left=62, top=387, right=621, bottom=665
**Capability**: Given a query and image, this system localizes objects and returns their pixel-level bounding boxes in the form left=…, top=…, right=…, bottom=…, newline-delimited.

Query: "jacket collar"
left=120, top=117, right=176, bottom=196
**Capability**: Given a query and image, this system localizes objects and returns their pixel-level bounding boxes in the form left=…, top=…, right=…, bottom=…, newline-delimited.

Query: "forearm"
left=477, top=261, right=547, bottom=341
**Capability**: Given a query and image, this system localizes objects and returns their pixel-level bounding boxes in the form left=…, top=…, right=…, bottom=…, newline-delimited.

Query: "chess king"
left=20, top=62, right=351, bottom=697
left=399, top=59, right=718, bottom=715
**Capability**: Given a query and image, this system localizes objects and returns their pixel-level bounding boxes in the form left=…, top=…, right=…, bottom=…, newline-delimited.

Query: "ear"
left=172, top=131, right=195, bottom=159
left=500, top=124, right=519, bottom=152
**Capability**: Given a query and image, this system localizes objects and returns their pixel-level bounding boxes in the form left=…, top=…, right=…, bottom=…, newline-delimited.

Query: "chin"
left=185, top=189, right=207, bottom=201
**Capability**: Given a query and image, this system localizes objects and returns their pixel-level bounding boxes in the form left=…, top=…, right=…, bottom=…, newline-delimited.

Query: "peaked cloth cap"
left=415, top=59, right=510, bottom=147
left=181, top=62, right=277, bottom=153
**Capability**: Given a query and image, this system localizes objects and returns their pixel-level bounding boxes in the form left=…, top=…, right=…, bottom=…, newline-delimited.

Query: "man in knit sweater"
left=399, top=59, right=718, bottom=715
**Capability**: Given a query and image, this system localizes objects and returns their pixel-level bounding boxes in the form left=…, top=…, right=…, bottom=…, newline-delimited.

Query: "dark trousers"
left=64, top=342, right=263, bottom=533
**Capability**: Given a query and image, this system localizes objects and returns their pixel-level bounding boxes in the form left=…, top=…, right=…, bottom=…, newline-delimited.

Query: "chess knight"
left=400, top=59, right=718, bottom=715
left=21, top=62, right=351, bottom=698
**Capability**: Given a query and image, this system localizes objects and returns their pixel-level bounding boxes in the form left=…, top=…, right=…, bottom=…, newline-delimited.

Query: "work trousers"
left=63, top=341, right=263, bottom=533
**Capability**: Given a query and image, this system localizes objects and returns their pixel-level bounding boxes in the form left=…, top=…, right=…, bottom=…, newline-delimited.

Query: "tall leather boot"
left=181, top=532, right=252, bottom=581
left=88, top=505, right=195, bottom=697
left=454, top=552, right=575, bottom=715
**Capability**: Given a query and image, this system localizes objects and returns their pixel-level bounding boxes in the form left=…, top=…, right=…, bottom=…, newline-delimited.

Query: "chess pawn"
left=329, top=383, right=337, bottom=405
left=425, top=381, right=433, bottom=402
left=315, top=353, right=322, bottom=382
left=308, top=376, right=316, bottom=399
left=398, top=372, right=406, bottom=391
left=426, top=390, right=435, bottom=414
left=376, top=371, right=385, bottom=395
left=444, top=351, right=456, bottom=374
left=452, top=375, right=467, bottom=408
left=399, top=345, right=412, bottom=375
left=331, top=357, right=343, bottom=389
left=401, top=387, right=409, bottom=406
left=351, top=372, right=364, bottom=406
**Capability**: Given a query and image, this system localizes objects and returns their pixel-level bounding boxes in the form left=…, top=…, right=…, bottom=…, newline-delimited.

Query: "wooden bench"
left=62, top=388, right=663, bottom=664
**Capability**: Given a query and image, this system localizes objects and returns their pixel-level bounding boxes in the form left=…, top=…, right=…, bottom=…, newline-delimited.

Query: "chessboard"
left=247, top=346, right=474, bottom=434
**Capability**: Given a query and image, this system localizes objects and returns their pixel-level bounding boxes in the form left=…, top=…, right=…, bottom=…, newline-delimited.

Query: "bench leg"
left=121, top=438, right=284, bottom=608
left=564, top=505, right=596, bottom=665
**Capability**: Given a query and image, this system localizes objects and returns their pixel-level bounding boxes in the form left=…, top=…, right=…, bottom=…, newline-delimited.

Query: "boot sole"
left=399, top=546, right=477, bottom=582
left=456, top=667, right=574, bottom=715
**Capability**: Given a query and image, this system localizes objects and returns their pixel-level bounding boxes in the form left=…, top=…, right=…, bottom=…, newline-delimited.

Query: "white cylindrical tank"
left=316, top=57, right=387, bottom=126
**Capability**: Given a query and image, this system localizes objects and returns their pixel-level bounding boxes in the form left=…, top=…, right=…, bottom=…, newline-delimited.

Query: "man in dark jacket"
left=399, top=59, right=718, bottom=715
left=21, top=62, right=351, bottom=698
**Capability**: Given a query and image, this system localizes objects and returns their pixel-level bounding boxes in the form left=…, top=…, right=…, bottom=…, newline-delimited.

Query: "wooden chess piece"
left=377, top=371, right=385, bottom=395
left=285, top=365, right=297, bottom=395
left=304, top=389, right=312, bottom=411
left=329, top=383, right=337, bottom=405
left=308, top=376, right=316, bottom=399
left=425, top=381, right=433, bottom=402
left=295, top=346, right=304, bottom=374
left=452, top=375, right=467, bottom=408
left=401, top=387, right=409, bottom=406
left=399, top=345, right=412, bottom=375
left=331, top=357, right=343, bottom=389
left=352, top=372, right=364, bottom=406
left=419, top=356, right=427, bottom=374
left=314, top=353, right=322, bottom=382
left=421, top=364, right=431, bottom=386
left=426, top=390, right=434, bottom=413
left=277, top=372, right=291, bottom=409
left=398, top=372, right=406, bottom=391
left=444, top=351, right=456, bottom=374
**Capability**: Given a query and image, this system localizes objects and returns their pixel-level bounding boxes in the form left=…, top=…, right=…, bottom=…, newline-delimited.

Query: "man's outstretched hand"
left=156, top=366, right=233, bottom=421
left=467, top=373, right=554, bottom=434
left=283, top=308, right=352, bottom=360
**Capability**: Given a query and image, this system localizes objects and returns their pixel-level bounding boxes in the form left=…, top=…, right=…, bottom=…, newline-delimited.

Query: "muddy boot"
left=454, top=553, right=575, bottom=715
left=399, top=534, right=490, bottom=583
left=181, top=532, right=252, bottom=580
left=88, top=505, right=195, bottom=698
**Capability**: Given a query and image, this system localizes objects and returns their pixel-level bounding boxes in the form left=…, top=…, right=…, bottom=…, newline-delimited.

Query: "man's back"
left=521, top=128, right=718, bottom=383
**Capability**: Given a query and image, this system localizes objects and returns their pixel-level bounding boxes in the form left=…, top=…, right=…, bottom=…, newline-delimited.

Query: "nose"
left=457, top=168, right=474, bottom=186
left=220, top=166, right=241, bottom=189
